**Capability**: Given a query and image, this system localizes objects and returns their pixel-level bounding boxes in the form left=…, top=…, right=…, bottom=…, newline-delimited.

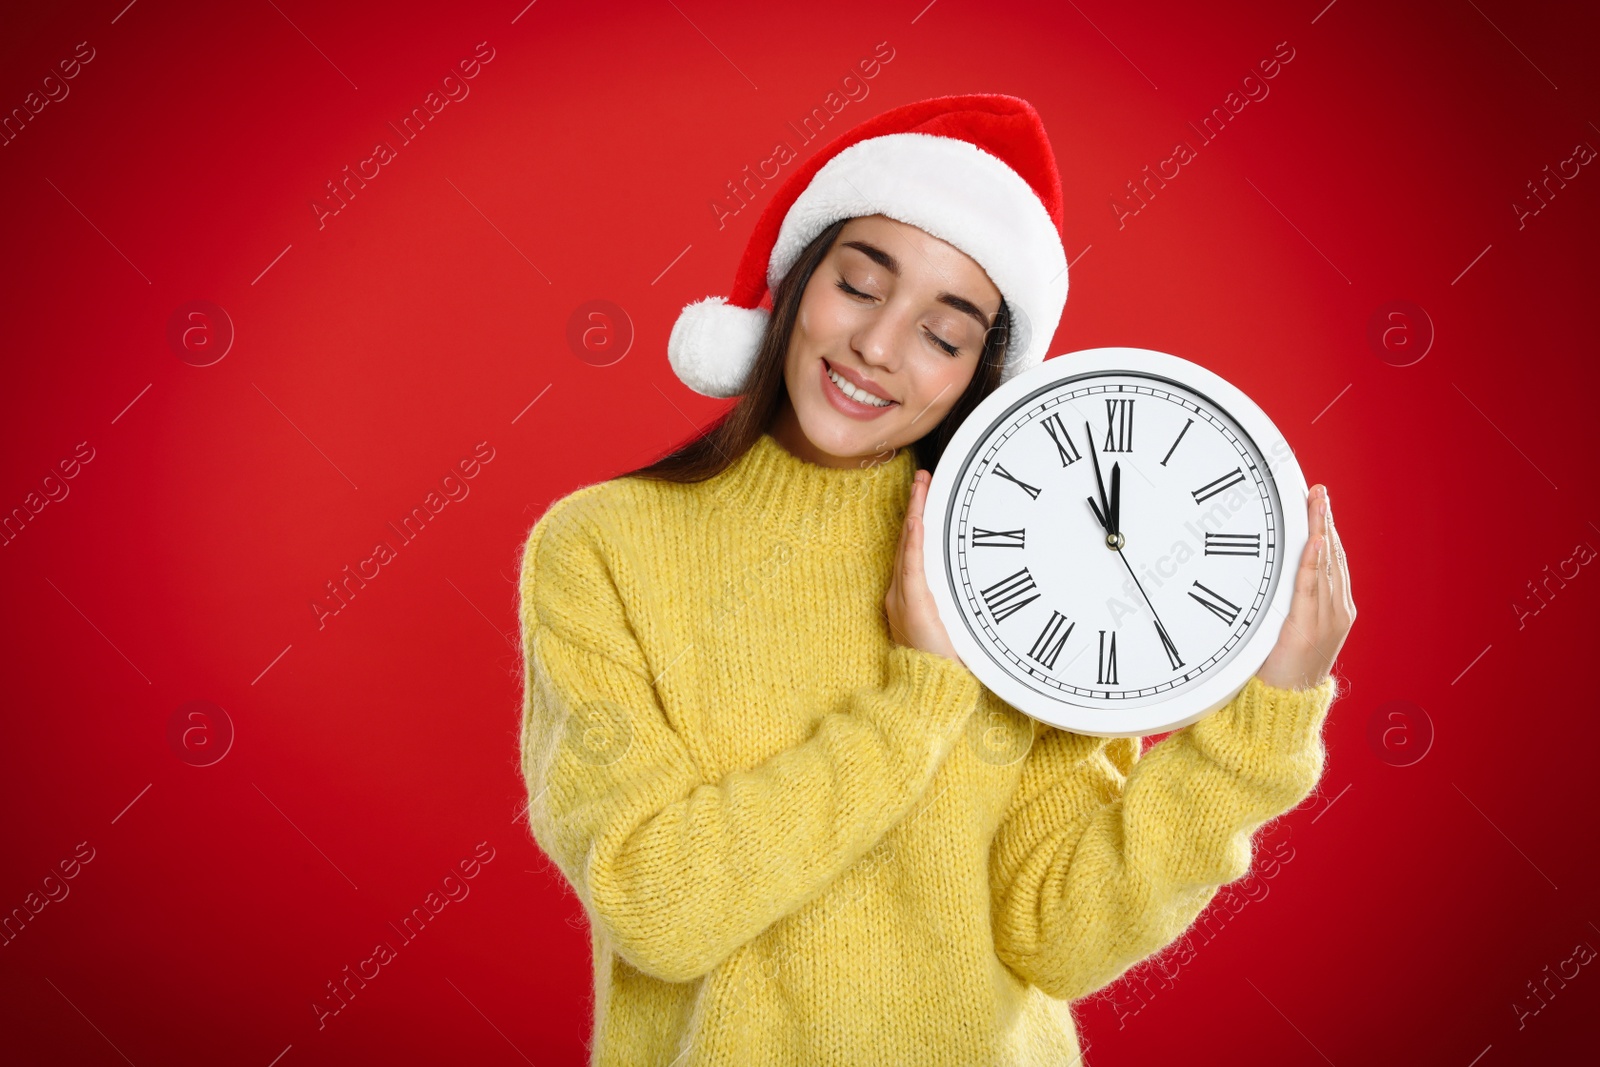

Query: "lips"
left=823, top=358, right=895, bottom=403
left=818, top=358, right=896, bottom=420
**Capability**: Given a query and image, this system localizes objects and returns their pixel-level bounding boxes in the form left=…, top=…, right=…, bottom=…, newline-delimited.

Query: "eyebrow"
left=840, top=239, right=995, bottom=333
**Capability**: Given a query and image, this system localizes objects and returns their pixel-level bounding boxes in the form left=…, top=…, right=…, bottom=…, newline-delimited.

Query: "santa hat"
left=667, top=93, right=1069, bottom=399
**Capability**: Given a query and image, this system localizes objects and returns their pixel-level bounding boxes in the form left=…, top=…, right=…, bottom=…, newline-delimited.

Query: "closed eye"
left=835, top=277, right=872, bottom=301
left=835, top=277, right=961, bottom=356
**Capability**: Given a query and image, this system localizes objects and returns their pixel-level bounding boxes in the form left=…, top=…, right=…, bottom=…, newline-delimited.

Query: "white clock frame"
left=923, top=346, right=1311, bottom=738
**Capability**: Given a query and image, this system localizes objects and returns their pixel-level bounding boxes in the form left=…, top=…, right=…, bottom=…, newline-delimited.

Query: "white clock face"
left=930, top=352, right=1301, bottom=734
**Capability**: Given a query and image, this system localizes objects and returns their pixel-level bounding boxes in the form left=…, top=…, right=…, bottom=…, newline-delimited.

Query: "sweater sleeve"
left=517, top=493, right=985, bottom=984
left=988, top=673, right=1340, bottom=1003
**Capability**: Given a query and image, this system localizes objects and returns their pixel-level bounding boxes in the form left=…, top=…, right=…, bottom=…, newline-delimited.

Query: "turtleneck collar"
left=705, top=431, right=918, bottom=546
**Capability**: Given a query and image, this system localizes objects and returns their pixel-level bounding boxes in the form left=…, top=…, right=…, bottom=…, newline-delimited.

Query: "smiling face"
left=770, top=214, right=1004, bottom=469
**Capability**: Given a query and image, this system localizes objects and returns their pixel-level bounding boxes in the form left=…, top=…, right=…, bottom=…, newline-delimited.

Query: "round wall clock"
left=923, top=346, right=1311, bottom=738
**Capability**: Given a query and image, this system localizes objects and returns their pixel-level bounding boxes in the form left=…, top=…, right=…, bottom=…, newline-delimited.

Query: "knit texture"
left=517, top=431, right=1340, bottom=1067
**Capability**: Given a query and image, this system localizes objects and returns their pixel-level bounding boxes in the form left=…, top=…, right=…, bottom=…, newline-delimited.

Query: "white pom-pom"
left=667, top=296, right=770, bottom=399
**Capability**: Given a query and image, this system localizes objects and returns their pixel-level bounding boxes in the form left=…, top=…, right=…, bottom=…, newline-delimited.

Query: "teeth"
left=827, top=365, right=893, bottom=407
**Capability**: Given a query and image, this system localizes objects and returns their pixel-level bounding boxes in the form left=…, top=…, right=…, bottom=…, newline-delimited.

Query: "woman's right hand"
left=885, top=469, right=965, bottom=665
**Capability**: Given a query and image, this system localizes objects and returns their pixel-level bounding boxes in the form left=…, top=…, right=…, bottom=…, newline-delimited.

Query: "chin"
left=785, top=353, right=905, bottom=461
left=802, top=403, right=894, bottom=456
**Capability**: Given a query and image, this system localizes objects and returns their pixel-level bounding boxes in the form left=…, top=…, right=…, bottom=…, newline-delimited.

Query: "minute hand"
left=1114, top=544, right=1180, bottom=666
left=1084, top=420, right=1115, bottom=537
left=1109, top=462, right=1121, bottom=537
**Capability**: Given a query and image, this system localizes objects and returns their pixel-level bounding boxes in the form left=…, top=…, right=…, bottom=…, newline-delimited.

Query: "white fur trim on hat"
left=666, top=296, right=771, bottom=399
left=768, top=132, right=1068, bottom=384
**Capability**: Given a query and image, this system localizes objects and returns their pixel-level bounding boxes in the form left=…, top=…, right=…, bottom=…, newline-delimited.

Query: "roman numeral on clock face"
left=1041, top=413, right=1081, bottom=466
left=1192, top=467, right=1246, bottom=504
left=1027, top=610, right=1074, bottom=670
left=980, top=568, right=1040, bottom=623
left=1103, top=398, right=1134, bottom=452
left=1160, top=417, right=1193, bottom=467
left=1096, top=629, right=1118, bottom=686
left=992, top=464, right=1042, bottom=500
left=1188, top=580, right=1242, bottom=625
left=1204, top=532, right=1262, bottom=556
left=1154, top=617, right=1184, bottom=670
left=972, top=527, right=1026, bottom=549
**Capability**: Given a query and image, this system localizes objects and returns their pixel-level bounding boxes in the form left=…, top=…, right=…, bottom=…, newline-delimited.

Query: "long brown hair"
left=622, top=216, right=1011, bottom=483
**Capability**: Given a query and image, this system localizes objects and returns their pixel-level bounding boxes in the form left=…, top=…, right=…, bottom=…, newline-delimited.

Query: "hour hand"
left=1087, top=494, right=1109, bottom=531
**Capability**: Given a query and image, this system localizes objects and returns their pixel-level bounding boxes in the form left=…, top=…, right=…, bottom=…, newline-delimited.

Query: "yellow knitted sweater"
left=517, top=430, right=1339, bottom=1067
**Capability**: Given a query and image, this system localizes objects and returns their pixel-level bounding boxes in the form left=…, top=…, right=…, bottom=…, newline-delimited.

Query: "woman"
left=517, top=95, right=1354, bottom=1066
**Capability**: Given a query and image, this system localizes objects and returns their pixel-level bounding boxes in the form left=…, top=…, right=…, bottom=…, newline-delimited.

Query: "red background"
left=2, top=1, right=1596, bottom=1063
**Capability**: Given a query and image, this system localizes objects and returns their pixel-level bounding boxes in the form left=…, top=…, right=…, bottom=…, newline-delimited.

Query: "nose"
left=852, top=302, right=908, bottom=374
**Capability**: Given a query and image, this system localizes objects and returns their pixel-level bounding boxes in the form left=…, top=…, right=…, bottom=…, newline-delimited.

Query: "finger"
left=1322, top=500, right=1340, bottom=600
left=1333, top=529, right=1353, bottom=620
left=905, top=471, right=930, bottom=562
left=894, top=479, right=914, bottom=563
left=1310, top=535, right=1328, bottom=632
left=896, top=518, right=908, bottom=607
left=1317, top=531, right=1333, bottom=635
left=1310, top=485, right=1327, bottom=549
left=1304, top=486, right=1322, bottom=599
left=906, top=498, right=925, bottom=586
left=889, top=479, right=918, bottom=603
left=1293, top=523, right=1321, bottom=618
left=1325, top=493, right=1353, bottom=614
left=1337, top=532, right=1354, bottom=616
left=902, top=508, right=928, bottom=588
left=1319, top=492, right=1339, bottom=604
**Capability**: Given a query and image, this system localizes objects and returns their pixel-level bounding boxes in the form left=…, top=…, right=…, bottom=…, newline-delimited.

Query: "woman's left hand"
left=1255, top=484, right=1356, bottom=691
left=885, top=469, right=965, bottom=665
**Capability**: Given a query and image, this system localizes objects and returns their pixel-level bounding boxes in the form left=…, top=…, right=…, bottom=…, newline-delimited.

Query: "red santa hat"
left=667, top=93, right=1070, bottom=398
